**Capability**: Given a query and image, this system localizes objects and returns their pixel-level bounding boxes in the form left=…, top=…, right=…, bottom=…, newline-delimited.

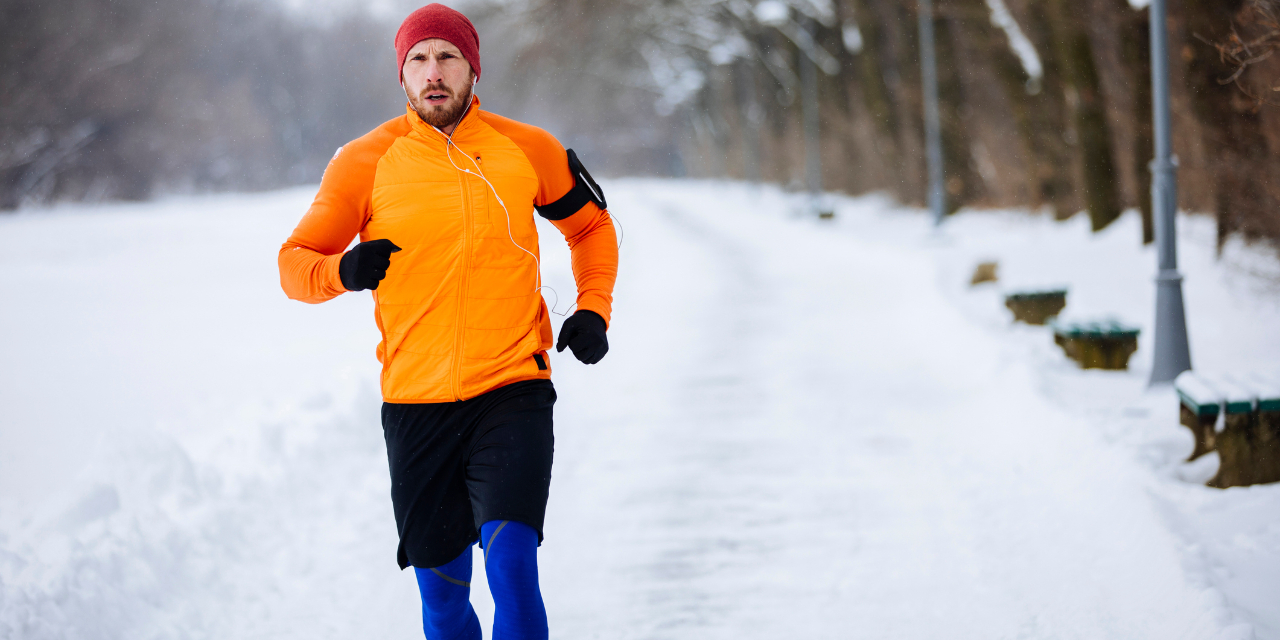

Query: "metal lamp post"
left=789, top=15, right=835, bottom=218
left=799, top=20, right=824, bottom=215
left=918, top=0, right=945, bottom=226
left=1148, top=0, right=1192, bottom=384
left=757, top=4, right=838, bottom=217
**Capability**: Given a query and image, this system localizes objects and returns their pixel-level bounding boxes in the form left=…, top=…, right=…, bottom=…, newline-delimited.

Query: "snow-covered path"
left=2, top=181, right=1277, bottom=639
left=545, top=184, right=1258, bottom=639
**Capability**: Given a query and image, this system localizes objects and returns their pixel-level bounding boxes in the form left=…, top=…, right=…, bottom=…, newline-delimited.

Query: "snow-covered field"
left=1, top=180, right=1278, bottom=639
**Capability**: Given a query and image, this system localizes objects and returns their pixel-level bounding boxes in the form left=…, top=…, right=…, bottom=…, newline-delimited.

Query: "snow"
left=2, top=180, right=1279, bottom=638
left=1176, top=371, right=1222, bottom=408
left=842, top=22, right=864, bottom=54
left=1228, top=372, right=1280, bottom=405
left=641, top=46, right=707, bottom=117
left=1214, top=376, right=1261, bottom=411
left=985, top=0, right=1043, bottom=85
left=754, top=1, right=790, bottom=27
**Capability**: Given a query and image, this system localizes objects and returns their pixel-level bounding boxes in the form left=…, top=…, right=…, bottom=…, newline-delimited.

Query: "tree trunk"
left=1047, top=0, right=1124, bottom=230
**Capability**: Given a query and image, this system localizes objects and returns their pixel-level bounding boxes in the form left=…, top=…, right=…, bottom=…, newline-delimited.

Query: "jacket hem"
left=382, top=371, right=553, bottom=404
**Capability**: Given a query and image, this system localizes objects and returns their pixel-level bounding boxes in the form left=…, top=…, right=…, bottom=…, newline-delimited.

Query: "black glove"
left=339, top=239, right=401, bottom=291
left=556, top=310, right=608, bottom=364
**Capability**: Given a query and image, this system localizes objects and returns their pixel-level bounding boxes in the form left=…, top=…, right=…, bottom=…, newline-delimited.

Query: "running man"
left=277, top=4, right=618, bottom=638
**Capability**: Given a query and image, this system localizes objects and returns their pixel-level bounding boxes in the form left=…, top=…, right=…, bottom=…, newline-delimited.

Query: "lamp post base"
left=1149, top=269, right=1191, bottom=385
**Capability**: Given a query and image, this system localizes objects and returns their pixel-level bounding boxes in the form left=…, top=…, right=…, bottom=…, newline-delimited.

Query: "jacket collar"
left=405, top=95, right=482, bottom=141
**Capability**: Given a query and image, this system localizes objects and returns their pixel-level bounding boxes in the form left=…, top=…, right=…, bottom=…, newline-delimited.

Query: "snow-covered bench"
left=1175, top=371, right=1280, bottom=488
left=1050, top=319, right=1139, bottom=370
left=1004, top=288, right=1067, bottom=325
left=970, top=261, right=998, bottom=286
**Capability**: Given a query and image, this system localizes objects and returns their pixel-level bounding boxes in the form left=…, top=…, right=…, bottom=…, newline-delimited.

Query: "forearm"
left=554, top=207, right=618, bottom=326
left=279, top=138, right=377, bottom=303
left=278, top=243, right=347, bottom=304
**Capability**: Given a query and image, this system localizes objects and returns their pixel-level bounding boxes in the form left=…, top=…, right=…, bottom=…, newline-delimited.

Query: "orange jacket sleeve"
left=479, top=111, right=619, bottom=327
left=548, top=204, right=617, bottom=327
left=278, top=122, right=403, bottom=303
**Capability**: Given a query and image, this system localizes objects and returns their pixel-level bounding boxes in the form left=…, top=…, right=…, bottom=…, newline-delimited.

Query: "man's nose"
left=423, top=58, right=444, bottom=83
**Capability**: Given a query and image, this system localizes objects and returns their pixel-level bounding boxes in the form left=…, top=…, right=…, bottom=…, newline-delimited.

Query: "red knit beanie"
left=395, top=4, right=481, bottom=82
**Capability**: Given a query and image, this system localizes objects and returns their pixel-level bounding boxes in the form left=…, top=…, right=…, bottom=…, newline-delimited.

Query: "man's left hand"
left=556, top=310, right=608, bottom=364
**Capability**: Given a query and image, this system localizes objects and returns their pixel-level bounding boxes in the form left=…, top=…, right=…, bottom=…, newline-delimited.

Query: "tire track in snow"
left=636, top=201, right=777, bottom=633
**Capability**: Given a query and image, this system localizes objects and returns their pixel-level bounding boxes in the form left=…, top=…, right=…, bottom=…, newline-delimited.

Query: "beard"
left=409, top=80, right=473, bottom=130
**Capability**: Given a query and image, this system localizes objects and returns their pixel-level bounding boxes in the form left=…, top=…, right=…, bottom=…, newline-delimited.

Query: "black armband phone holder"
left=534, top=149, right=607, bottom=220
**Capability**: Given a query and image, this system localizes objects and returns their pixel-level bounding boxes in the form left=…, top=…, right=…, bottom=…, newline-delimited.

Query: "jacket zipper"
left=451, top=157, right=474, bottom=402
left=432, top=100, right=477, bottom=402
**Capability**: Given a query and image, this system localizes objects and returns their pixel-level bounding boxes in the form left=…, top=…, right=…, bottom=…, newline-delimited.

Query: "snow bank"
left=836, top=192, right=1280, bottom=638
left=0, top=190, right=420, bottom=639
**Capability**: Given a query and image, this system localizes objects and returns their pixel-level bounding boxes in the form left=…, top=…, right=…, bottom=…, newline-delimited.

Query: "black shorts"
left=381, top=379, right=556, bottom=569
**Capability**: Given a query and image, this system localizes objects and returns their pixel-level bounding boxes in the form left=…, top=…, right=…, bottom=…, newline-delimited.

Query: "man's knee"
left=480, top=520, right=540, bottom=569
left=480, top=520, right=547, bottom=639
left=414, top=547, right=481, bottom=640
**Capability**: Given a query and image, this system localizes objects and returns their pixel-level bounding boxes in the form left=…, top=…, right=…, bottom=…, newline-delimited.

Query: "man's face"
left=402, top=38, right=475, bottom=131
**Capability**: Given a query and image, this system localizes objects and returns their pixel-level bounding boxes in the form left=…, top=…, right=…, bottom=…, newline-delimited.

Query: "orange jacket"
left=279, top=99, right=617, bottom=403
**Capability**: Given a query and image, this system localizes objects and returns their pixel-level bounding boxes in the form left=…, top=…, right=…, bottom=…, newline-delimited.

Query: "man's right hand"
left=339, top=239, right=401, bottom=291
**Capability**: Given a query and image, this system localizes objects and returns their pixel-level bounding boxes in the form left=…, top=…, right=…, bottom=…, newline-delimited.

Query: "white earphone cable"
left=444, top=134, right=543, bottom=291
left=421, top=93, right=622, bottom=317
left=435, top=96, right=581, bottom=315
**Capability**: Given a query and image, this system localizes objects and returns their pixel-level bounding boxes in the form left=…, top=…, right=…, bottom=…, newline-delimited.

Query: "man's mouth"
left=424, top=92, right=450, bottom=105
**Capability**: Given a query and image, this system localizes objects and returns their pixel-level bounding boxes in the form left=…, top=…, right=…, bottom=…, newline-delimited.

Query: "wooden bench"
left=1175, top=372, right=1223, bottom=461
left=1051, top=319, right=1139, bottom=370
left=970, top=261, right=998, bottom=286
left=1175, top=371, right=1280, bottom=488
left=1004, top=288, right=1067, bottom=325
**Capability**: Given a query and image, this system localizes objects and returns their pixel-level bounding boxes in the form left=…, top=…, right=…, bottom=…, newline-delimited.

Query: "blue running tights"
left=414, top=520, right=547, bottom=640
left=414, top=547, right=481, bottom=640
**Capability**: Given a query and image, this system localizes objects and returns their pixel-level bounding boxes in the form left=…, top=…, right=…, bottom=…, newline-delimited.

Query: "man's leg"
left=383, top=401, right=481, bottom=570
left=480, top=520, right=548, bottom=640
left=414, top=545, right=482, bottom=640
left=464, top=380, right=556, bottom=640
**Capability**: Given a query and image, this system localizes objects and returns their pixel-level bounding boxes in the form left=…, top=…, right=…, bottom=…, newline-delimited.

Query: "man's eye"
left=412, top=54, right=426, bottom=61
left=441, top=53, right=455, bottom=59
